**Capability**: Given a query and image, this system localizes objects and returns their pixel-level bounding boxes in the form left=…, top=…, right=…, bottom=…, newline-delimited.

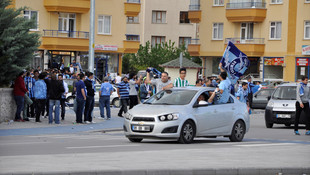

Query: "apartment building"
left=188, top=0, right=310, bottom=82
left=10, top=0, right=141, bottom=80
left=126, top=0, right=196, bottom=49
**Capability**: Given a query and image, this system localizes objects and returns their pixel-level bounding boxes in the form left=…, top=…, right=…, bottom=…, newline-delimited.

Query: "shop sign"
left=95, top=44, right=118, bottom=51
left=264, top=57, right=284, bottom=66
left=302, top=45, right=310, bottom=55
left=296, top=58, right=309, bottom=66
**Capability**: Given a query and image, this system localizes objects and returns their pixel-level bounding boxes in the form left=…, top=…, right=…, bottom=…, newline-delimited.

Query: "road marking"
left=66, top=144, right=140, bottom=149
left=234, top=143, right=297, bottom=147
left=0, top=142, right=49, bottom=146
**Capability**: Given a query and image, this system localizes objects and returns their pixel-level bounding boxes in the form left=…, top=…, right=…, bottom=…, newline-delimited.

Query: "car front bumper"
left=265, top=107, right=305, bottom=124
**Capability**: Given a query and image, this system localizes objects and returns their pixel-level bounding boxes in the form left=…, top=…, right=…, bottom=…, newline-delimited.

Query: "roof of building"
left=160, top=57, right=202, bottom=69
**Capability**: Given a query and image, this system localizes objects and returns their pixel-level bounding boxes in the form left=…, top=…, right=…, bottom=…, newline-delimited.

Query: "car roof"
left=171, top=86, right=215, bottom=92
left=277, top=83, right=299, bottom=87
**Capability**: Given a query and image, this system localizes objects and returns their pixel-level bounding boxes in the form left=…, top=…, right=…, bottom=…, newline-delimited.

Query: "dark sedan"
left=251, top=88, right=274, bottom=109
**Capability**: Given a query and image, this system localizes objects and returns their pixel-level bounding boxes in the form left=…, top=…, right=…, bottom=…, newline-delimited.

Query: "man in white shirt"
left=145, top=70, right=173, bottom=94
left=58, top=74, right=68, bottom=120
left=115, top=73, right=122, bottom=85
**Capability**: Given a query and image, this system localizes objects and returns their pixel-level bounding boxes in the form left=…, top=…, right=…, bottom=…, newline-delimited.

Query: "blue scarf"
left=300, top=82, right=307, bottom=96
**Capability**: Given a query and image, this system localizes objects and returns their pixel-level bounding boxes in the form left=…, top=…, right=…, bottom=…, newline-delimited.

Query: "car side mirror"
left=254, top=94, right=257, bottom=98
left=267, top=96, right=271, bottom=101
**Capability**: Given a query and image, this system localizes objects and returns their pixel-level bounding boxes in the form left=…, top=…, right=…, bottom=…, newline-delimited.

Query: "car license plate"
left=132, top=125, right=151, bottom=131
left=277, top=114, right=291, bottom=118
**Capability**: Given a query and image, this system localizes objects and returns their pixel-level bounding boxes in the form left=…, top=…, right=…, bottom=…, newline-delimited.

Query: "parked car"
left=251, top=88, right=274, bottom=109
left=66, top=84, right=120, bottom=108
left=265, top=83, right=308, bottom=128
left=123, top=87, right=250, bottom=144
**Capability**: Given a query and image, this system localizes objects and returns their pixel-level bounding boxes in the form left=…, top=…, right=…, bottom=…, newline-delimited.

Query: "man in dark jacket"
left=84, top=72, right=95, bottom=123
left=48, top=74, right=65, bottom=124
left=13, top=71, right=28, bottom=122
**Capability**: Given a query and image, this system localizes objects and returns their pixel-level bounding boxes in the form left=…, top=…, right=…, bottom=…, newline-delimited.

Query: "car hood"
left=271, top=99, right=296, bottom=112
left=128, top=104, right=189, bottom=117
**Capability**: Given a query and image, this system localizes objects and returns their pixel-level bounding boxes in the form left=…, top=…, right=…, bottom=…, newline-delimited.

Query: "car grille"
left=132, top=117, right=155, bottom=122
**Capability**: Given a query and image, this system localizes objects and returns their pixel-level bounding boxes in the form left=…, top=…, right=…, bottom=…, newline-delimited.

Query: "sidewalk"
left=0, top=107, right=124, bottom=136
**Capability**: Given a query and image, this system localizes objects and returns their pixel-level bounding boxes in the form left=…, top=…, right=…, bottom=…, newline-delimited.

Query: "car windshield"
left=144, top=90, right=197, bottom=105
left=272, top=86, right=296, bottom=100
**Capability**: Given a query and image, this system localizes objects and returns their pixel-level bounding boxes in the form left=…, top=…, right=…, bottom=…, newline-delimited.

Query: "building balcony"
left=124, top=0, right=141, bottom=17
left=188, top=4, right=201, bottom=23
left=41, top=30, right=89, bottom=51
left=123, top=35, right=140, bottom=53
left=226, top=2, right=267, bottom=22
left=225, top=38, right=265, bottom=56
left=187, top=39, right=200, bottom=56
left=44, top=0, right=90, bottom=13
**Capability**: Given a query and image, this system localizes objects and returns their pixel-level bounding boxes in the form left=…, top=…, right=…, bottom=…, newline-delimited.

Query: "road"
left=0, top=109, right=309, bottom=175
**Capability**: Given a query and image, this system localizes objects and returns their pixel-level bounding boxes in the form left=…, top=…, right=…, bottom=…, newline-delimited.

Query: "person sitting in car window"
left=197, top=94, right=208, bottom=105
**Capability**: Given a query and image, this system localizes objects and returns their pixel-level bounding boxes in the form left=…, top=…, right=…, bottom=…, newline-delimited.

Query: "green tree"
left=0, top=0, right=40, bottom=87
left=123, top=40, right=191, bottom=73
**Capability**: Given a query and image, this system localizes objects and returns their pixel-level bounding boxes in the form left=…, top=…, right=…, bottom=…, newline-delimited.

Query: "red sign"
left=296, top=58, right=309, bottom=66
left=264, top=58, right=284, bottom=66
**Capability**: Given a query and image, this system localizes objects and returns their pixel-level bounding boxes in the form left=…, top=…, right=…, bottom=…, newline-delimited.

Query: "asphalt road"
left=0, top=110, right=309, bottom=175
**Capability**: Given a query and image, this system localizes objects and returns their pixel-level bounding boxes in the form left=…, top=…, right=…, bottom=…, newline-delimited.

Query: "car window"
left=272, top=86, right=296, bottom=100
left=145, top=90, right=197, bottom=105
left=257, top=90, right=271, bottom=96
left=195, top=91, right=211, bottom=105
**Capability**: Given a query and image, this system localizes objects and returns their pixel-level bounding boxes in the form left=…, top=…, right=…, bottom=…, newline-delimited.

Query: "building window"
left=241, top=23, right=253, bottom=40
left=190, top=0, right=200, bottom=10
left=212, top=23, right=223, bottom=40
left=24, top=10, right=38, bottom=30
left=152, top=11, right=166, bottom=24
left=126, top=35, right=140, bottom=41
left=180, top=12, right=190, bottom=24
left=213, top=0, right=224, bottom=6
left=127, top=16, right=139, bottom=24
left=270, top=0, right=282, bottom=4
left=305, top=21, right=310, bottom=39
left=58, top=13, right=76, bottom=32
left=179, top=37, right=191, bottom=48
left=98, top=15, right=111, bottom=35
left=270, top=22, right=282, bottom=40
left=151, top=36, right=166, bottom=47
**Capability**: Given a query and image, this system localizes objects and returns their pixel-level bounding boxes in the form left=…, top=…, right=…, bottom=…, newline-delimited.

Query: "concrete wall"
left=0, top=88, right=16, bottom=123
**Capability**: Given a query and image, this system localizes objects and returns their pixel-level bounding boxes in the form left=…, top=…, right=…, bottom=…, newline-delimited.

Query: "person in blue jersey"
left=33, top=73, right=47, bottom=123
left=24, top=72, right=36, bottom=119
left=236, top=82, right=249, bottom=105
left=99, top=77, right=114, bottom=120
left=295, top=76, right=310, bottom=135
left=117, top=76, right=130, bottom=117
left=75, top=73, right=87, bottom=124
left=217, top=72, right=231, bottom=104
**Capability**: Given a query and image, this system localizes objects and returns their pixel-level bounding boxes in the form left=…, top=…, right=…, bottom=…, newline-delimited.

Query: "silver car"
left=265, top=83, right=308, bottom=128
left=123, top=87, right=250, bottom=144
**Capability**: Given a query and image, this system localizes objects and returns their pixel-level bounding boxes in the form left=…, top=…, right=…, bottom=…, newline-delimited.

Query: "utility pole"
left=88, top=0, right=95, bottom=73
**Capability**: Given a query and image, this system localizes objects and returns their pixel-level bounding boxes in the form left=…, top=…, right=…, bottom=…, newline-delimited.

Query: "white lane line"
left=0, top=142, right=49, bottom=146
left=66, top=144, right=140, bottom=149
left=234, top=143, right=297, bottom=147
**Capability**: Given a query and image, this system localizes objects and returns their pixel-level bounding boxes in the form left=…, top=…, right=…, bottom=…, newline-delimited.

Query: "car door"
left=253, top=89, right=272, bottom=108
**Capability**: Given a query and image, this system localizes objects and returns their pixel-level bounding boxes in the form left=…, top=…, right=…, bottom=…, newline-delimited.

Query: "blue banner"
left=220, top=41, right=250, bottom=84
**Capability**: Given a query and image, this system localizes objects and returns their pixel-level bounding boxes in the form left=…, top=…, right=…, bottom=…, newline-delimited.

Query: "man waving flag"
left=220, top=41, right=250, bottom=85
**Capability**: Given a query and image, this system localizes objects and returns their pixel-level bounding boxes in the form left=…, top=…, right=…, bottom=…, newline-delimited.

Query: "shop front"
left=263, top=57, right=284, bottom=81
left=296, top=57, right=310, bottom=81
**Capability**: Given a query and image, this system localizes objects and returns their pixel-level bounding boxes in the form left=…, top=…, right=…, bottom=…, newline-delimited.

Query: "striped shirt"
left=173, top=77, right=189, bottom=87
left=24, top=76, right=36, bottom=98
left=117, top=81, right=130, bottom=99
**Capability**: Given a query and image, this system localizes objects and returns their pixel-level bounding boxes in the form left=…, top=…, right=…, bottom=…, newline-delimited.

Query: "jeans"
left=84, top=96, right=95, bottom=121
left=99, top=96, right=111, bottom=118
left=49, top=99, right=60, bottom=124
left=118, top=98, right=129, bottom=116
left=295, top=102, right=310, bottom=131
left=60, top=98, right=66, bottom=119
left=129, top=95, right=138, bottom=109
left=14, top=96, right=24, bottom=120
left=76, top=97, right=85, bottom=123
left=35, top=99, right=46, bottom=122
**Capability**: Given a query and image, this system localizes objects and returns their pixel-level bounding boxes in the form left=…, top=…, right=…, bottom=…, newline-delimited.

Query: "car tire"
left=178, top=120, right=196, bottom=144
left=112, top=98, right=120, bottom=108
left=128, top=138, right=143, bottom=143
left=66, top=96, right=75, bottom=104
left=265, top=122, right=273, bottom=128
left=285, top=124, right=291, bottom=127
left=229, top=120, right=245, bottom=142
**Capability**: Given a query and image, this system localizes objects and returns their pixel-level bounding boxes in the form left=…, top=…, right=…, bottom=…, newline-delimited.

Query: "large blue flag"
left=220, top=41, right=250, bottom=84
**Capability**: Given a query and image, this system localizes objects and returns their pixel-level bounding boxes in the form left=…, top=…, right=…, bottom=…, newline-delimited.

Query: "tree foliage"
left=0, top=0, right=40, bottom=87
left=123, top=40, right=191, bottom=73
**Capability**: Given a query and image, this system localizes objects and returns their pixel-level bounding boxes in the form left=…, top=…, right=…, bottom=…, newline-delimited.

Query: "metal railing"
left=190, top=38, right=200, bottom=45
left=127, top=0, right=140, bottom=3
left=226, top=2, right=266, bottom=9
left=225, top=38, right=265, bottom=44
left=43, top=30, right=89, bottom=39
left=189, top=4, right=200, bottom=11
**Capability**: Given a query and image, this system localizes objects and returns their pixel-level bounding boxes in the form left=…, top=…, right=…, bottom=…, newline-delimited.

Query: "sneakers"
left=91, top=121, right=96, bottom=124
left=85, top=121, right=91, bottom=124
left=294, top=131, right=300, bottom=135
left=306, top=131, right=310, bottom=135
left=98, top=117, right=105, bottom=120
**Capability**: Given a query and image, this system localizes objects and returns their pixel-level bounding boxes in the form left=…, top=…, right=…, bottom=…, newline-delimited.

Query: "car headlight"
left=125, top=112, right=133, bottom=120
left=267, top=101, right=274, bottom=108
left=158, top=113, right=179, bottom=121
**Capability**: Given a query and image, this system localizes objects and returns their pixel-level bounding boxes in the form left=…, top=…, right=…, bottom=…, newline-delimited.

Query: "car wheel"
left=66, top=96, right=75, bottom=104
left=178, top=120, right=196, bottom=144
left=112, top=98, right=120, bottom=108
left=128, top=138, right=143, bottom=142
left=285, top=124, right=291, bottom=127
left=229, top=120, right=245, bottom=142
left=265, top=122, right=273, bottom=128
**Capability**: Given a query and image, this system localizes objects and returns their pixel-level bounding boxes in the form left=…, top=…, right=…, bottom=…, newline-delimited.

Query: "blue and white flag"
left=220, top=41, right=250, bottom=85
